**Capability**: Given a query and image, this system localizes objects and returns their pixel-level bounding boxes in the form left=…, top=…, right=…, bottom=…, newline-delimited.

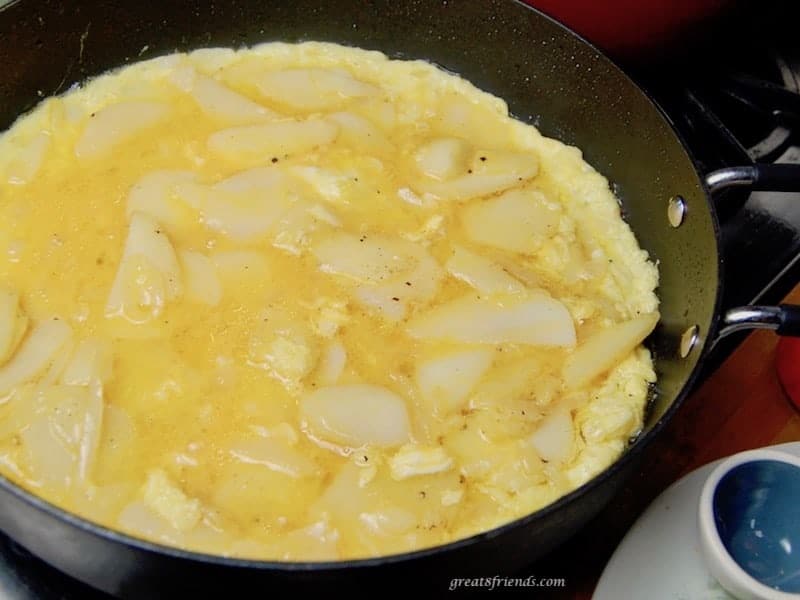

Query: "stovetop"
left=2, top=2, right=800, bottom=598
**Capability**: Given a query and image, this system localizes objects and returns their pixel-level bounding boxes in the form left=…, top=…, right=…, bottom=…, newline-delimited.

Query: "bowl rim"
left=698, top=448, right=800, bottom=600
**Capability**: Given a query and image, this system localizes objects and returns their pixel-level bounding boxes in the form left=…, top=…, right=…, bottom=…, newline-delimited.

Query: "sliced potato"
left=312, top=232, right=419, bottom=284
left=229, top=437, right=317, bottom=478
left=413, top=149, right=538, bottom=201
left=317, top=340, right=347, bottom=385
left=0, top=318, right=72, bottom=394
left=311, top=232, right=443, bottom=320
left=175, top=167, right=293, bottom=241
left=445, top=245, right=525, bottom=295
left=256, top=68, right=380, bottom=111
left=75, top=101, right=169, bottom=160
left=406, top=293, right=576, bottom=347
left=105, top=212, right=182, bottom=324
left=414, top=347, right=494, bottom=414
left=60, top=339, right=113, bottom=386
left=0, top=289, right=27, bottom=366
left=413, top=137, right=471, bottom=180
left=300, top=384, right=411, bottom=448
left=170, top=66, right=278, bottom=124
left=4, top=132, right=50, bottom=185
left=529, top=408, right=575, bottom=463
left=327, top=112, right=392, bottom=153
left=562, top=311, right=659, bottom=390
left=117, top=501, right=184, bottom=545
left=21, top=418, right=76, bottom=490
left=207, top=118, right=338, bottom=162
left=79, top=380, right=105, bottom=481
left=142, top=469, right=202, bottom=532
left=126, top=170, right=198, bottom=234
left=462, top=188, right=561, bottom=254
left=290, top=166, right=352, bottom=204
left=179, top=250, right=222, bottom=306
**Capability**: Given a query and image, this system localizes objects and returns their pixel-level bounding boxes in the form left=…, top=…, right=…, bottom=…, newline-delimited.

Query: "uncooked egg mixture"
left=0, top=42, right=659, bottom=560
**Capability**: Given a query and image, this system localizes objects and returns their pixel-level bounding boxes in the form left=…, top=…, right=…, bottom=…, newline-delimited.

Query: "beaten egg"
left=0, top=41, right=659, bottom=560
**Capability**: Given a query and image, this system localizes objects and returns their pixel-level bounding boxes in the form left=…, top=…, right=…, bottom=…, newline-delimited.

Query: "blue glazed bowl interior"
left=713, top=459, right=800, bottom=593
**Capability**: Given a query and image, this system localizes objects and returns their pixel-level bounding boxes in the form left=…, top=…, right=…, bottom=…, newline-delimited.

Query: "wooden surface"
left=534, top=284, right=800, bottom=598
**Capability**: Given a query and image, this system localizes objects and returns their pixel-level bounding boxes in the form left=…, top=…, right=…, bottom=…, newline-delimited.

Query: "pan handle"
left=717, top=305, right=800, bottom=338
left=705, top=164, right=800, bottom=194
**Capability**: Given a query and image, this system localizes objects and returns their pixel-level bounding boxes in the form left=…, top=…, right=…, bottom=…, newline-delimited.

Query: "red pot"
left=524, top=0, right=729, bottom=59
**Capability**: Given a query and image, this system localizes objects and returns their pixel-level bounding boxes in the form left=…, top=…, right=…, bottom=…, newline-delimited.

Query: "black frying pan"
left=1, top=0, right=799, bottom=597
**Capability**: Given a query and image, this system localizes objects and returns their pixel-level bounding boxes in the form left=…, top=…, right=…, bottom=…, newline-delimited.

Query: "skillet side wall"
left=0, top=0, right=719, bottom=595
left=0, top=463, right=634, bottom=597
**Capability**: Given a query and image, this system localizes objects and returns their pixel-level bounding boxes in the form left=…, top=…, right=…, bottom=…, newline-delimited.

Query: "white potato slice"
left=407, top=293, right=576, bottom=347
left=359, top=507, right=417, bottom=536
left=290, top=166, right=351, bottom=204
left=126, top=170, right=197, bottom=233
left=117, top=502, right=184, bottom=545
left=106, top=212, right=182, bottom=324
left=529, top=408, right=575, bottom=464
left=4, top=132, right=50, bottom=185
left=414, top=150, right=538, bottom=201
left=21, top=419, right=76, bottom=489
left=461, top=188, right=561, bottom=254
left=179, top=250, right=222, bottom=306
left=142, top=469, right=202, bottom=532
left=270, top=202, right=334, bottom=256
left=306, top=203, right=342, bottom=226
left=301, top=384, right=411, bottom=448
left=317, top=340, right=347, bottom=385
left=389, top=444, right=453, bottom=480
left=312, top=232, right=418, bottom=283
left=0, top=318, right=71, bottom=394
left=311, top=232, right=443, bottom=320
left=253, top=422, right=300, bottom=446
left=445, top=245, right=525, bottom=295
left=562, top=311, right=659, bottom=390
left=327, top=112, right=392, bottom=153
left=353, top=287, right=406, bottom=321
left=175, top=167, right=293, bottom=242
left=75, top=101, right=169, bottom=160
left=0, top=289, right=28, bottom=366
left=415, top=347, right=494, bottom=414
left=413, top=137, right=471, bottom=180
left=207, top=119, right=338, bottom=161
left=278, top=520, right=340, bottom=561
left=256, top=68, right=380, bottom=111
left=312, top=232, right=442, bottom=294
left=79, top=380, right=104, bottom=481
left=21, top=382, right=103, bottom=485
left=170, top=66, right=278, bottom=124
left=60, top=339, right=113, bottom=386
left=230, top=437, right=317, bottom=478
left=187, top=47, right=238, bottom=72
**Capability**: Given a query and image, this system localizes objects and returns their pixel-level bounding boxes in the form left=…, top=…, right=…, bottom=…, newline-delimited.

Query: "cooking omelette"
left=0, top=42, right=659, bottom=560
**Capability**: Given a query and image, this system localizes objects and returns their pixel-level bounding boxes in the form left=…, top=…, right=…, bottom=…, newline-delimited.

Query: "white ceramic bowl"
left=698, top=448, right=800, bottom=600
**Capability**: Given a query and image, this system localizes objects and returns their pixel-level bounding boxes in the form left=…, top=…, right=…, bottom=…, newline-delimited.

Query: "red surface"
left=524, top=0, right=729, bottom=58
left=777, top=336, right=800, bottom=411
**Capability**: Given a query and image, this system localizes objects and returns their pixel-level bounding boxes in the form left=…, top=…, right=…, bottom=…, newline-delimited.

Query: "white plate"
left=593, top=441, right=800, bottom=600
